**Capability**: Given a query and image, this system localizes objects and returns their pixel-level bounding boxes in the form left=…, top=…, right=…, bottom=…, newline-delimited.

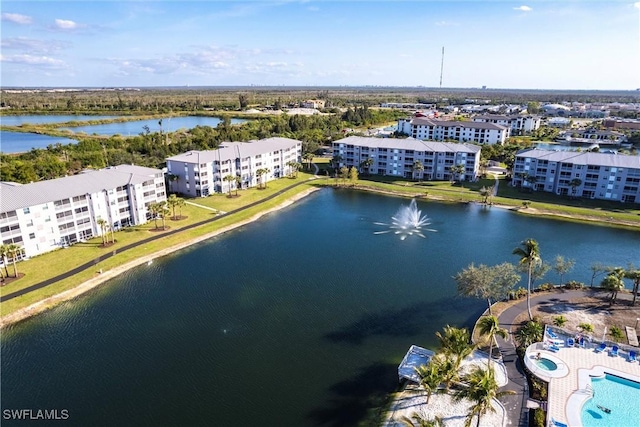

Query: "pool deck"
left=525, top=343, right=640, bottom=426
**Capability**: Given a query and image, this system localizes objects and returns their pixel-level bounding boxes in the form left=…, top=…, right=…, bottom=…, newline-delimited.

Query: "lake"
left=1, top=190, right=638, bottom=426
left=60, top=116, right=246, bottom=136
left=0, top=131, right=79, bottom=154
left=0, top=115, right=121, bottom=126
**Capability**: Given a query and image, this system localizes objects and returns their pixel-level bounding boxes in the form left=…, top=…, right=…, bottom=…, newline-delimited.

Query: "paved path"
left=495, top=289, right=597, bottom=427
left=185, top=201, right=224, bottom=214
left=1, top=177, right=317, bottom=302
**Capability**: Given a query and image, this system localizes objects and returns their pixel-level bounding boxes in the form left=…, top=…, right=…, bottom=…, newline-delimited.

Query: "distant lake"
left=0, top=115, right=120, bottom=126
left=0, top=131, right=78, bottom=154
left=60, top=116, right=246, bottom=136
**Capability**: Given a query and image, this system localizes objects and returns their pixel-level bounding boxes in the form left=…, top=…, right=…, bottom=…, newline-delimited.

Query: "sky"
left=1, top=1, right=639, bottom=90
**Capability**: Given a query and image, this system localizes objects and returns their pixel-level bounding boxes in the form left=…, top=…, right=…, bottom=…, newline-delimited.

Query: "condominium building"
left=165, top=137, right=302, bottom=197
left=397, top=117, right=508, bottom=145
left=512, top=149, right=640, bottom=203
left=332, top=136, right=482, bottom=181
left=0, top=165, right=167, bottom=258
left=472, top=114, right=541, bottom=135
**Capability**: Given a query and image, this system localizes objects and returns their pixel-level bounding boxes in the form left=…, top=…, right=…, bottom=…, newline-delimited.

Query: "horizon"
left=2, top=1, right=640, bottom=90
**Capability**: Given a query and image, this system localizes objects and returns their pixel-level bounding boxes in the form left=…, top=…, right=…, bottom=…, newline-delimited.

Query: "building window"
left=23, top=207, right=30, bottom=214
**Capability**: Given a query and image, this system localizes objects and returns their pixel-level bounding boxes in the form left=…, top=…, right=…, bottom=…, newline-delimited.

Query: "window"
left=23, top=207, right=30, bottom=214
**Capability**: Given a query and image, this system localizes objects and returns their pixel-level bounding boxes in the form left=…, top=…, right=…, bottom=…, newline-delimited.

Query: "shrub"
left=564, top=280, right=584, bottom=290
left=538, top=283, right=554, bottom=292
left=579, top=323, right=594, bottom=332
left=553, top=315, right=567, bottom=327
left=610, top=325, right=624, bottom=342
left=531, top=408, right=546, bottom=427
left=514, top=287, right=528, bottom=299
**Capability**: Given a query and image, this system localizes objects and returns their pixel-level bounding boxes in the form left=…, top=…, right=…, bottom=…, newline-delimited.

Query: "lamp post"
left=602, top=326, right=607, bottom=343
left=635, top=318, right=640, bottom=329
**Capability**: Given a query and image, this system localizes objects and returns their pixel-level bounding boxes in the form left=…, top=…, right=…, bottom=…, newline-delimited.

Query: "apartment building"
left=332, top=136, right=481, bottom=181
left=512, top=149, right=640, bottom=203
left=472, top=114, right=541, bottom=135
left=397, top=117, right=508, bottom=145
left=0, top=165, right=167, bottom=258
left=165, top=137, right=302, bottom=197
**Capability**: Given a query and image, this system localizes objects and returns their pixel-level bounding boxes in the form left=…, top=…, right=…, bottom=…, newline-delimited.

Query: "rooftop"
left=166, top=137, right=301, bottom=163
left=333, top=136, right=482, bottom=153
left=515, top=149, right=640, bottom=169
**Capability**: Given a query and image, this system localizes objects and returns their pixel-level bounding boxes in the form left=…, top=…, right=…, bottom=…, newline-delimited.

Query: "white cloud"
left=0, top=54, right=67, bottom=69
left=1, top=37, right=70, bottom=54
left=635, top=2, right=640, bottom=9
left=55, top=19, right=80, bottom=30
left=514, top=6, right=532, bottom=12
left=1, top=13, right=32, bottom=24
left=435, top=20, right=458, bottom=27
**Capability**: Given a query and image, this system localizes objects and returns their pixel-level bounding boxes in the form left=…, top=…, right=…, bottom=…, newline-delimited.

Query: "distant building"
left=166, top=137, right=302, bottom=197
left=556, top=129, right=626, bottom=146
left=603, top=119, right=640, bottom=131
left=332, top=136, right=481, bottom=181
left=547, top=117, right=571, bottom=128
left=0, top=165, right=167, bottom=258
left=300, top=99, right=325, bottom=109
left=380, top=102, right=436, bottom=110
left=397, top=117, right=508, bottom=145
left=472, top=114, right=541, bottom=135
left=512, top=149, right=640, bottom=203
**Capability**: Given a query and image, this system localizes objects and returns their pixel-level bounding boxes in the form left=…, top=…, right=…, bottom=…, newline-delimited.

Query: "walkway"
left=495, top=289, right=594, bottom=427
left=0, top=177, right=318, bottom=303
left=185, top=201, right=225, bottom=214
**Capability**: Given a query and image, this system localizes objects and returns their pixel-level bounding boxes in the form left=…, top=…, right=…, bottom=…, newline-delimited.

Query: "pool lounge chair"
left=549, top=343, right=561, bottom=353
left=610, top=345, right=619, bottom=357
left=595, top=343, right=606, bottom=353
left=547, top=328, right=559, bottom=339
left=566, top=337, right=575, bottom=347
left=551, top=417, right=568, bottom=427
left=628, top=350, right=637, bottom=362
left=578, top=337, right=586, bottom=348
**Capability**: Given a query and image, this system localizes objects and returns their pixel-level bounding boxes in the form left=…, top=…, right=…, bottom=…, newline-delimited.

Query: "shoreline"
left=0, top=187, right=320, bottom=328
left=1, top=184, right=636, bottom=328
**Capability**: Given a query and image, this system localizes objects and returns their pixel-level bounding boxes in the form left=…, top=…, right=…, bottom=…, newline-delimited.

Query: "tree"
left=589, top=262, right=608, bottom=287
left=455, top=262, right=520, bottom=315
left=513, top=239, right=541, bottom=321
left=601, top=268, right=625, bottom=305
left=412, top=160, right=424, bottom=181
left=516, top=261, right=550, bottom=289
left=338, top=166, right=349, bottom=186
left=286, top=161, right=301, bottom=178
left=553, top=255, right=575, bottom=286
left=400, top=413, right=444, bottom=427
left=96, top=218, right=108, bottom=245
left=147, top=202, right=163, bottom=229
left=478, top=186, right=495, bottom=205
left=234, top=176, right=242, bottom=196
left=331, top=154, right=343, bottom=170
left=454, top=366, right=514, bottom=427
left=166, top=194, right=185, bottom=220
left=569, top=178, right=582, bottom=198
left=256, top=168, right=270, bottom=189
left=515, top=320, right=543, bottom=348
left=360, top=157, right=374, bottom=175
left=624, top=266, right=640, bottom=306
left=435, top=325, right=475, bottom=371
left=449, top=164, right=464, bottom=184
left=223, top=174, right=236, bottom=196
left=430, top=353, right=459, bottom=391
left=477, top=315, right=508, bottom=367
left=302, top=152, right=315, bottom=170
left=414, top=363, right=444, bottom=405
left=6, top=243, right=22, bottom=277
left=348, top=166, right=358, bottom=187
left=0, top=244, right=11, bottom=278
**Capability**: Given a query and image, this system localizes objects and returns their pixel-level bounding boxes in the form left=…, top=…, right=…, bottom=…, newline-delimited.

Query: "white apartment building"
left=165, top=137, right=302, bottom=197
left=472, top=114, right=541, bottom=135
left=0, top=165, right=167, bottom=258
left=512, top=149, right=640, bottom=203
left=332, top=136, right=482, bottom=181
left=397, top=117, right=508, bottom=145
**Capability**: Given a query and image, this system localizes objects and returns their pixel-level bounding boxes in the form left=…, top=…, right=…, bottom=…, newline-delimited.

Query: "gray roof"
left=1, top=164, right=162, bottom=213
left=516, top=149, right=640, bottom=168
left=166, top=137, right=301, bottom=164
left=473, top=114, right=511, bottom=121
left=333, top=136, right=481, bottom=153
left=410, top=118, right=507, bottom=131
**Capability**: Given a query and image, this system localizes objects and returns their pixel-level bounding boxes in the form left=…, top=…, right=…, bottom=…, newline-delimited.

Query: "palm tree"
left=515, top=320, right=543, bottom=348
left=167, top=194, right=179, bottom=219
left=454, top=366, right=514, bottom=427
left=436, top=325, right=475, bottom=371
left=569, top=178, right=582, bottom=198
left=158, top=201, right=169, bottom=230
left=6, top=244, right=22, bottom=277
left=360, top=157, right=374, bottom=175
left=414, top=363, right=443, bottom=404
left=96, top=218, right=108, bottom=245
left=234, top=176, right=242, bottom=196
left=412, top=160, right=424, bottom=181
left=223, top=174, right=235, bottom=196
left=147, top=203, right=161, bottom=229
left=625, top=267, right=640, bottom=306
left=0, top=244, right=11, bottom=278
left=477, top=315, right=508, bottom=367
left=175, top=196, right=186, bottom=218
left=400, top=412, right=444, bottom=427
left=602, top=268, right=625, bottom=305
left=430, top=354, right=459, bottom=391
left=302, top=152, right=315, bottom=170
left=256, top=168, right=270, bottom=189
left=513, top=238, right=541, bottom=320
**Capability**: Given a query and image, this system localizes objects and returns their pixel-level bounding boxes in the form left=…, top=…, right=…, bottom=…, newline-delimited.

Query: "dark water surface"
left=1, top=190, right=638, bottom=426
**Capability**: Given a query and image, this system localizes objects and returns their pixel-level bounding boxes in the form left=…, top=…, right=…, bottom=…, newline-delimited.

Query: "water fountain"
left=374, top=199, right=436, bottom=240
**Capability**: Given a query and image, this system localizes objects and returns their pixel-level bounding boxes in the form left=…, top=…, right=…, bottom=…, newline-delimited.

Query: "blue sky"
left=1, top=1, right=639, bottom=89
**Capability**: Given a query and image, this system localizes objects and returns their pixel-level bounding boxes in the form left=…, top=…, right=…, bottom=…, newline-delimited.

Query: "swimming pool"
left=535, top=358, right=557, bottom=371
left=581, top=374, right=640, bottom=426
